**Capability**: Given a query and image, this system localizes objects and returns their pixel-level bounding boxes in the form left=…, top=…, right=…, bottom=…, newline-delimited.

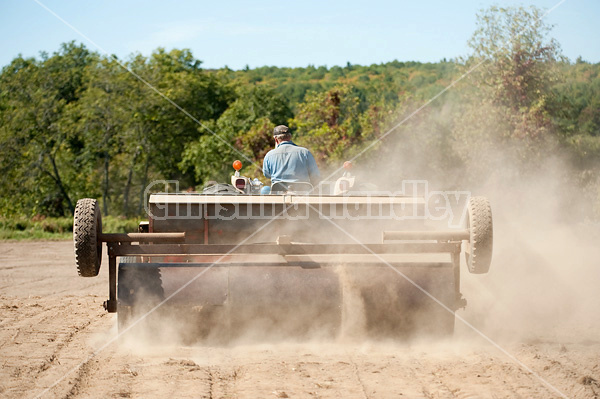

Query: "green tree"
left=71, top=57, right=132, bottom=216
left=449, top=5, right=565, bottom=185
left=0, top=43, right=95, bottom=216
left=462, top=5, right=563, bottom=140
left=180, top=84, right=291, bottom=184
left=290, top=85, right=361, bottom=164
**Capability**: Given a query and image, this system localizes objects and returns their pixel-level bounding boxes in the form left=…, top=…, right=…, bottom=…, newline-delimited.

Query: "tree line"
left=1, top=6, right=598, bottom=219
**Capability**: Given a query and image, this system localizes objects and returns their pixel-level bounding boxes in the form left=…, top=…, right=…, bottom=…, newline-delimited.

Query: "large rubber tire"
left=117, top=258, right=164, bottom=333
left=73, top=198, right=102, bottom=277
left=466, top=196, right=493, bottom=274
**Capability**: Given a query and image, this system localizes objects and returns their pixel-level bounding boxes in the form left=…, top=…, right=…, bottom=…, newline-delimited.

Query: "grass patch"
left=0, top=215, right=144, bottom=241
left=102, top=217, right=141, bottom=234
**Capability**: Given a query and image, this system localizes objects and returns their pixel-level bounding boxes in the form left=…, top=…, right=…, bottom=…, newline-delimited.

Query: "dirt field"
left=1, top=241, right=599, bottom=399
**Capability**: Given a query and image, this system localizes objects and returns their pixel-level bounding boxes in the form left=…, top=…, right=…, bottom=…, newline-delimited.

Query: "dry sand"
left=1, top=240, right=599, bottom=398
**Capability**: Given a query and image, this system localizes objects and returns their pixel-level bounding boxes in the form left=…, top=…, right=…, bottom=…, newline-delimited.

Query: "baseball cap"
left=273, top=125, right=291, bottom=136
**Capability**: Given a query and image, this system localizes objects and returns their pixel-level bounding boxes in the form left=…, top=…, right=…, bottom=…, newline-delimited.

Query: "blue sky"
left=0, top=0, right=597, bottom=70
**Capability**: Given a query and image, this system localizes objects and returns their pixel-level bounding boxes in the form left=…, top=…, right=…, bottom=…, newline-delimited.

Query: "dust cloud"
left=459, top=173, right=600, bottom=344
left=356, top=100, right=600, bottom=346
left=117, top=100, right=599, bottom=351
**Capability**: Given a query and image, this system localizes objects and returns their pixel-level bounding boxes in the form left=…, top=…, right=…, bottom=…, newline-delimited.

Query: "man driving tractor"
left=262, top=125, right=320, bottom=192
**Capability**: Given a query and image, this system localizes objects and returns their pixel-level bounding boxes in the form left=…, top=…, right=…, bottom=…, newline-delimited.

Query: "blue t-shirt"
left=263, top=141, right=320, bottom=185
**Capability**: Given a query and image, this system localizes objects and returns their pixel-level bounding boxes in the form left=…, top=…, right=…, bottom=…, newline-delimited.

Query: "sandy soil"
left=1, top=241, right=599, bottom=399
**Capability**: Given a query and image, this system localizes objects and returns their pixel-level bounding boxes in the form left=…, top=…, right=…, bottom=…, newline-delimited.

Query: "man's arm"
left=262, top=155, right=271, bottom=179
left=306, top=152, right=320, bottom=186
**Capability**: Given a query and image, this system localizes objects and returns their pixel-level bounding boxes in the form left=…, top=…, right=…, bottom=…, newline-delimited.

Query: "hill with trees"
left=1, top=5, right=599, bottom=220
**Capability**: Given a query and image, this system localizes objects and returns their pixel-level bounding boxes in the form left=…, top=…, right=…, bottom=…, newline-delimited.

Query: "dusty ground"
left=1, top=241, right=599, bottom=399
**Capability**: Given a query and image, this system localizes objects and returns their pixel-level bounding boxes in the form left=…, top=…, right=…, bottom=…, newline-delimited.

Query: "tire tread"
left=467, top=196, right=493, bottom=274
left=73, top=198, right=102, bottom=277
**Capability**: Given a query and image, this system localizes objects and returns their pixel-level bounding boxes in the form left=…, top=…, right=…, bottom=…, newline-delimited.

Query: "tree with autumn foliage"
left=449, top=5, right=566, bottom=182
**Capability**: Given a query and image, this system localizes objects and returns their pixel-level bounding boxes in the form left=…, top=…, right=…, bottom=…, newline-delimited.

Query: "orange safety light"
left=232, top=160, right=243, bottom=171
